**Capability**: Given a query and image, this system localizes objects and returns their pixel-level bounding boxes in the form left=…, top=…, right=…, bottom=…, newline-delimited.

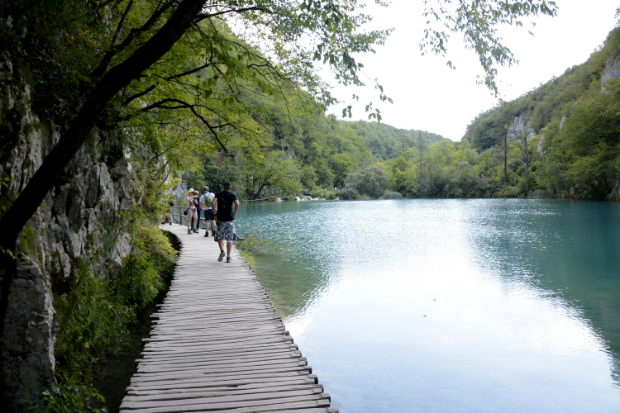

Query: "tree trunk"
left=253, top=182, right=268, bottom=200
left=525, top=157, right=529, bottom=197
left=0, top=0, right=208, bottom=345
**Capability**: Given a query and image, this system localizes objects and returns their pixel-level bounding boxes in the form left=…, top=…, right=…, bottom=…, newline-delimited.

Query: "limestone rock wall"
left=0, top=52, right=132, bottom=409
left=601, top=53, right=620, bottom=92
left=0, top=256, right=58, bottom=408
left=506, top=116, right=537, bottom=145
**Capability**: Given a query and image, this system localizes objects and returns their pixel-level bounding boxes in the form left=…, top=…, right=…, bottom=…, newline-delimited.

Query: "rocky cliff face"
left=506, top=115, right=537, bottom=145
left=601, top=53, right=620, bottom=92
left=0, top=52, right=132, bottom=410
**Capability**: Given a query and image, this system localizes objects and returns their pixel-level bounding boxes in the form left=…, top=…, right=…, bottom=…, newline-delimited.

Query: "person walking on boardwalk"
left=212, top=182, right=240, bottom=263
left=185, top=188, right=198, bottom=234
left=192, top=190, right=202, bottom=233
left=200, top=185, right=216, bottom=237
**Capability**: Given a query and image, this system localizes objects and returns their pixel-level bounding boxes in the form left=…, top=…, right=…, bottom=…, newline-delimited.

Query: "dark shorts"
left=204, top=209, right=215, bottom=220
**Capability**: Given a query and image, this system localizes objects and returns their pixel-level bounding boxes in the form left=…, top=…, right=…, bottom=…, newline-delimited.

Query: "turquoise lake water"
left=235, top=199, right=620, bottom=413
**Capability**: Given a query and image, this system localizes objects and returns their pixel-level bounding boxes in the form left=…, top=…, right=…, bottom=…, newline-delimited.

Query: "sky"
left=322, top=0, right=619, bottom=141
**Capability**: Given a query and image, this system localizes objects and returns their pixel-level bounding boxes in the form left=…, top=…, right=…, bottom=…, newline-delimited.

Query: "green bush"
left=310, top=188, right=327, bottom=198
left=339, top=187, right=359, bottom=200
left=326, top=191, right=340, bottom=200
left=343, top=166, right=389, bottom=199
left=112, top=224, right=176, bottom=308
left=54, top=273, right=134, bottom=378
left=28, top=380, right=108, bottom=413
left=383, top=191, right=403, bottom=199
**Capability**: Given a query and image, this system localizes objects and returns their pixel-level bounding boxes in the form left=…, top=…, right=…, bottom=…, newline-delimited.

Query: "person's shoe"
left=218, top=251, right=225, bottom=262
left=212, top=231, right=216, bottom=237
left=188, top=229, right=192, bottom=234
left=169, top=221, right=172, bottom=225
left=193, top=228, right=198, bottom=233
left=226, top=257, right=231, bottom=263
left=204, top=231, right=209, bottom=237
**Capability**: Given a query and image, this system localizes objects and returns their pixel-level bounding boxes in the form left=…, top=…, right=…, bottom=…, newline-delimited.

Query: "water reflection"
left=237, top=199, right=620, bottom=412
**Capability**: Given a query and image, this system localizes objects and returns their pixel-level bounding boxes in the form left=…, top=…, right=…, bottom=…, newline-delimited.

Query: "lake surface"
left=235, top=199, right=620, bottom=413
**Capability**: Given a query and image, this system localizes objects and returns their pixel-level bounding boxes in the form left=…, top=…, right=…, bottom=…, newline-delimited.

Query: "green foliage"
left=383, top=191, right=403, bottom=199
left=28, top=380, right=108, bottom=413
left=343, top=166, right=389, bottom=199
left=466, top=27, right=620, bottom=152
left=448, top=26, right=620, bottom=200
left=112, top=220, right=176, bottom=308
left=54, top=271, right=134, bottom=378
left=343, top=121, right=447, bottom=161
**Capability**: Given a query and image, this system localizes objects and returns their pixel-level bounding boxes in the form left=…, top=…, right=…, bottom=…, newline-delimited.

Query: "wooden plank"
left=127, top=376, right=318, bottom=392
left=125, top=384, right=324, bottom=400
left=120, top=388, right=325, bottom=409
left=118, top=395, right=330, bottom=413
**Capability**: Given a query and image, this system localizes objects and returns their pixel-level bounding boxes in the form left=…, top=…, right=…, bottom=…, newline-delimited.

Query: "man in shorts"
left=199, top=185, right=216, bottom=237
left=212, top=182, right=240, bottom=263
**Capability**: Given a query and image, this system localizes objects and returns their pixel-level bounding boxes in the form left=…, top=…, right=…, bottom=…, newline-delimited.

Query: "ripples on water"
left=237, top=199, right=620, bottom=413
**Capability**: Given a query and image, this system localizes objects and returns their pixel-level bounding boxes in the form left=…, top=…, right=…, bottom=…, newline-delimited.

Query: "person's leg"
left=217, top=239, right=225, bottom=261
left=226, top=241, right=232, bottom=258
left=210, top=220, right=216, bottom=235
left=187, top=210, right=191, bottom=233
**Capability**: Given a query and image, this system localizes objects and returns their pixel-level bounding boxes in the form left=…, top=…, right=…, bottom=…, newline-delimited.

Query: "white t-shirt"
left=199, top=192, right=215, bottom=209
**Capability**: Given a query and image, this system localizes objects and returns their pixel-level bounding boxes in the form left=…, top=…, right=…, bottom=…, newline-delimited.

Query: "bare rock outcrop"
left=506, top=116, right=537, bottom=145
left=0, top=257, right=58, bottom=411
left=601, top=54, right=620, bottom=92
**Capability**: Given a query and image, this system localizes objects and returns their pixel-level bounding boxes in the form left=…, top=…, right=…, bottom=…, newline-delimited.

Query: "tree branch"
left=90, top=1, right=174, bottom=79
left=194, top=6, right=270, bottom=22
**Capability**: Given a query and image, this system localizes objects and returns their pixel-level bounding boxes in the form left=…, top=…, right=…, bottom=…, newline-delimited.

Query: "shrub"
left=29, top=380, right=108, bottom=413
left=343, top=166, right=388, bottom=199
left=310, top=188, right=327, bottom=198
left=339, top=187, right=359, bottom=200
left=383, top=191, right=403, bottom=199
left=326, top=191, right=340, bottom=200
left=113, top=223, right=176, bottom=308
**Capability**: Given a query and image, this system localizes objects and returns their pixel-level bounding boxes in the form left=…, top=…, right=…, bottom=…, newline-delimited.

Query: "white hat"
left=187, top=188, right=195, bottom=194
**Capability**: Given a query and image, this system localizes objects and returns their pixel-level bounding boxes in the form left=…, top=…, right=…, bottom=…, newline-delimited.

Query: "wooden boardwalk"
left=120, top=224, right=337, bottom=413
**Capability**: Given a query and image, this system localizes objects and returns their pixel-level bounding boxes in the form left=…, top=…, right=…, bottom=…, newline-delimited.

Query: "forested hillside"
left=185, top=93, right=448, bottom=199
left=365, top=27, right=620, bottom=201
left=451, top=27, right=620, bottom=200
left=342, top=121, right=446, bottom=161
